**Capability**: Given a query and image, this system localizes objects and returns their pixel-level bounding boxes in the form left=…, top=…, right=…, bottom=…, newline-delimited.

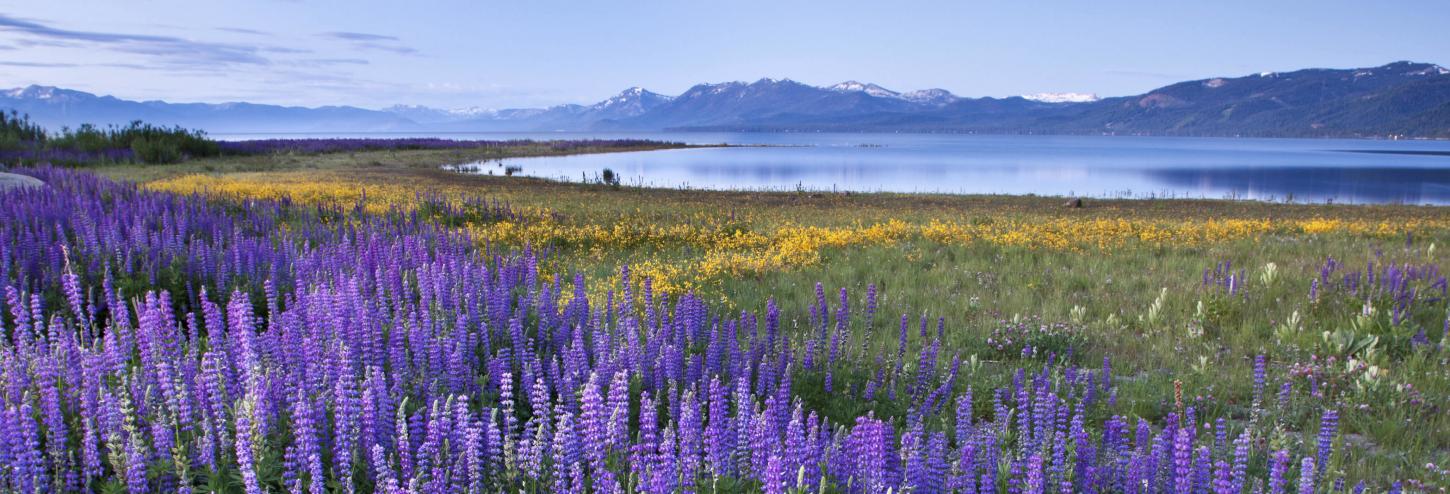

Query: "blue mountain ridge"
left=4, top=61, right=1446, bottom=137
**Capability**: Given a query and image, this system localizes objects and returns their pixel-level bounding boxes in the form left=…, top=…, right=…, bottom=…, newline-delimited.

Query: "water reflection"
left=439, top=134, right=1450, bottom=204
left=1147, top=166, right=1450, bottom=204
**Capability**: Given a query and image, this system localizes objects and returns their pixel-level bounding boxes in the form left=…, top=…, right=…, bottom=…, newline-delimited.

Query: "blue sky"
left=1, top=0, right=1446, bottom=109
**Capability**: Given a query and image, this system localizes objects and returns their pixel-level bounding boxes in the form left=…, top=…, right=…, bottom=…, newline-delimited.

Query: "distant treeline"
left=2, top=110, right=691, bottom=167
left=1, top=110, right=220, bottom=165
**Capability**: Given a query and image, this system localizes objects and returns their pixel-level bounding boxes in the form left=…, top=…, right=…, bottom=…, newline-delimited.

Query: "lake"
left=223, top=132, right=1450, bottom=204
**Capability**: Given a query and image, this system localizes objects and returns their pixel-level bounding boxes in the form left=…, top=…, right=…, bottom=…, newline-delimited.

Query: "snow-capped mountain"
left=830, top=81, right=902, bottom=99
left=901, top=88, right=959, bottom=105
left=419, top=87, right=676, bottom=131
left=5, top=85, right=69, bottom=100
left=586, top=87, right=673, bottom=118
left=828, top=82, right=960, bottom=106
left=382, top=104, right=495, bottom=124
left=1021, top=92, right=1100, bottom=103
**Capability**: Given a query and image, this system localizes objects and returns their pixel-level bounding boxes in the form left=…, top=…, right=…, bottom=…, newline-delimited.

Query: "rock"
left=0, top=172, right=45, bottom=192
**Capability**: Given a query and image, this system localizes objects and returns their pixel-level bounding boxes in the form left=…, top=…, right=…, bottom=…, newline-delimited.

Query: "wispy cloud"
left=0, top=16, right=442, bottom=107
left=302, top=58, right=370, bottom=66
left=97, top=63, right=153, bottom=70
left=360, top=44, right=417, bottom=55
left=0, top=60, right=169, bottom=71
left=319, top=30, right=418, bottom=55
left=216, top=26, right=270, bottom=36
left=261, top=46, right=312, bottom=55
left=323, top=31, right=399, bottom=42
left=0, top=14, right=270, bottom=66
left=0, top=61, right=79, bottom=68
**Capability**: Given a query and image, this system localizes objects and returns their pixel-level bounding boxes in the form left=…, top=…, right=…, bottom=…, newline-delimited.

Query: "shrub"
left=0, top=113, right=219, bottom=165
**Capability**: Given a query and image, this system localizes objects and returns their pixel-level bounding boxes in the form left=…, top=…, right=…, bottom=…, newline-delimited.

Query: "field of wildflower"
left=3, top=145, right=1450, bottom=493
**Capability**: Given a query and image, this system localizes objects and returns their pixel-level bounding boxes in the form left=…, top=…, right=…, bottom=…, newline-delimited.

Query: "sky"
left=1, top=0, right=1447, bottom=110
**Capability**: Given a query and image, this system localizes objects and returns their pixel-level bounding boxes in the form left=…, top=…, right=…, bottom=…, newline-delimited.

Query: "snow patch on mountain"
left=1404, top=65, right=1450, bottom=76
left=587, top=87, right=672, bottom=117
left=830, top=81, right=902, bottom=99
left=699, top=82, right=745, bottom=95
left=901, top=88, right=957, bottom=105
left=382, top=104, right=500, bottom=123
left=594, top=87, right=672, bottom=108
left=1020, top=92, right=1099, bottom=103
left=4, top=85, right=72, bottom=101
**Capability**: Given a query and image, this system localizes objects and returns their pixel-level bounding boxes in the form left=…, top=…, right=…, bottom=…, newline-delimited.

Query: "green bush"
left=131, top=136, right=182, bottom=164
left=0, top=110, right=47, bottom=151
left=0, top=111, right=220, bottom=164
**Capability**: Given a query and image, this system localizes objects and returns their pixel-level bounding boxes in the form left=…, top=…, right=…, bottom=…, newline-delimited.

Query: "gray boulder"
left=0, top=172, right=45, bottom=191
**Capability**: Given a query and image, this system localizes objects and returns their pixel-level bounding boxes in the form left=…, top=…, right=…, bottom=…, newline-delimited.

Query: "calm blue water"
left=221, top=132, right=1450, bottom=205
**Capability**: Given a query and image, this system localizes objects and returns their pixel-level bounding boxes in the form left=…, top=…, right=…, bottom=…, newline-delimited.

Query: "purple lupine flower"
left=1173, top=427, right=1193, bottom=494
left=861, top=283, right=878, bottom=358
left=552, top=407, right=579, bottom=492
left=1268, top=450, right=1290, bottom=494
left=606, top=370, right=630, bottom=448
left=291, top=388, right=325, bottom=494
left=1317, top=409, right=1338, bottom=476
left=1212, top=459, right=1232, bottom=494
left=649, top=426, right=679, bottom=494
left=333, top=346, right=361, bottom=494
left=1194, top=445, right=1213, bottom=494
left=1298, top=457, right=1315, bottom=494
left=633, top=390, right=659, bottom=480
left=678, top=389, right=704, bottom=486
left=922, top=432, right=949, bottom=494
left=125, top=434, right=148, bottom=494
left=956, top=388, right=974, bottom=447
left=5, top=404, right=47, bottom=494
left=235, top=394, right=263, bottom=494
left=519, top=409, right=549, bottom=479
left=1025, top=453, right=1046, bottom=494
left=1252, top=355, right=1266, bottom=407
left=843, top=414, right=891, bottom=493
left=763, top=447, right=789, bottom=494
left=1230, top=432, right=1250, bottom=493
left=1006, top=459, right=1024, bottom=494
left=703, top=377, right=733, bottom=477
left=578, top=372, right=608, bottom=457
left=830, top=287, right=848, bottom=364
left=372, top=445, right=402, bottom=494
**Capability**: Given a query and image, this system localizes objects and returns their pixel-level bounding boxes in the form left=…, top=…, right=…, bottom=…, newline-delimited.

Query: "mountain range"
left=4, top=61, right=1448, bottom=138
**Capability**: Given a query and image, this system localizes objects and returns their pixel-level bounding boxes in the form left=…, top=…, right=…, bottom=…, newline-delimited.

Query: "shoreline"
left=59, top=144, right=1448, bottom=210
left=210, top=129, right=1450, bottom=143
